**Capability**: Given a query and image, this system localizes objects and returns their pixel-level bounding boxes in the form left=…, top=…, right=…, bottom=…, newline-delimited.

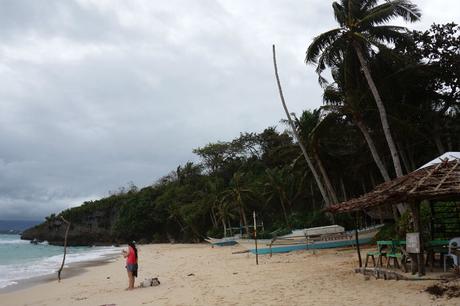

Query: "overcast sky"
left=0, top=0, right=458, bottom=220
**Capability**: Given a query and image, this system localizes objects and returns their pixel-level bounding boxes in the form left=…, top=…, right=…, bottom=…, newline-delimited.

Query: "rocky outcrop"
left=21, top=208, right=121, bottom=246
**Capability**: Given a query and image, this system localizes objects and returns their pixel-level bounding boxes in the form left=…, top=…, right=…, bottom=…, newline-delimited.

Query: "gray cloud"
left=0, top=0, right=458, bottom=220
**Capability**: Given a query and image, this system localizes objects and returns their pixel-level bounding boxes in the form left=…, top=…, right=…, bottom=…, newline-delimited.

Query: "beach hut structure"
left=325, top=153, right=460, bottom=276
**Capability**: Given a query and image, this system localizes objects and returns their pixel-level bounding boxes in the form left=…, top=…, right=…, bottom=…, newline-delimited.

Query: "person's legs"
left=129, top=271, right=135, bottom=289
left=126, top=270, right=134, bottom=290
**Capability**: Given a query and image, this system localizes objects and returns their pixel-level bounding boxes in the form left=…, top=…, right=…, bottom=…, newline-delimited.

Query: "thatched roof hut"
left=325, top=153, right=460, bottom=276
left=326, top=157, right=460, bottom=214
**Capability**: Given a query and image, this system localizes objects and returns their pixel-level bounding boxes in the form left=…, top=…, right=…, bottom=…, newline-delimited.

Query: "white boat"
left=205, top=235, right=241, bottom=247
left=281, top=224, right=345, bottom=238
left=237, top=224, right=384, bottom=255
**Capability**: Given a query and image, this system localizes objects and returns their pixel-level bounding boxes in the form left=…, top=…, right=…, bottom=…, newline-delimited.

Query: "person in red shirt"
left=122, top=241, right=138, bottom=290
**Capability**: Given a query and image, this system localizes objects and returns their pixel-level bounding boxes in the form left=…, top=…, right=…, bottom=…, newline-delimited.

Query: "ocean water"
left=0, top=234, right=121, bottom=289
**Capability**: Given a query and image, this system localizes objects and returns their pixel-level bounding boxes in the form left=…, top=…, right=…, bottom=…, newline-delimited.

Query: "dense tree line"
left=47, top=1, right=458, bottom=243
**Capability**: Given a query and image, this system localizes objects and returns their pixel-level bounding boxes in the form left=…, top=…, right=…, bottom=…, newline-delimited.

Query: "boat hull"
left=212, top=240, right=238, bottom=246
left=248, top=237, right=372, bottom=254
left=205, top=236, right=239, bottom=247
left=245, top=225, right=383, bottom=255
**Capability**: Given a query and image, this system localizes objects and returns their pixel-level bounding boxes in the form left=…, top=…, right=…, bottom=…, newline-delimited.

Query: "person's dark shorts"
left=126, top=263, right=138, bottom=277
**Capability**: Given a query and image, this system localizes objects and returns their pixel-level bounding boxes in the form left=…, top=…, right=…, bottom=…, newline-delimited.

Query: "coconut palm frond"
left=392, top=0, right=421, bottom=22
left=365, top=25, right=411, bottom=45
left=306, top=28, right=343, bottom=63
left=332, top=2, right=347, bottom=26
left=361, top=0, right=378, bottom=12
left=323, top=85, right=344, bottom=105
left=359, top=2, right=401, bottom=26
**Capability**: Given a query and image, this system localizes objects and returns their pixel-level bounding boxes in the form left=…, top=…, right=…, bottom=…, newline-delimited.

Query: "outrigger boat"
left=238, top=224, right=384, bottom=255
left=205, top=235, right=240, bottom=247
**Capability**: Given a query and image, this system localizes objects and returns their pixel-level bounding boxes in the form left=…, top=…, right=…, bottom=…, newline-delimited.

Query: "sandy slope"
left=1, top=243, right=458, bottom=306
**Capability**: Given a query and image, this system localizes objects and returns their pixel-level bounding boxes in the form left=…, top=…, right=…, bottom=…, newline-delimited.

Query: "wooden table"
left=425, top=240, right=449, bottom=272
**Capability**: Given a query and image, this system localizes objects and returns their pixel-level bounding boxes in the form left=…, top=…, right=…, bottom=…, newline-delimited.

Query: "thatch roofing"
left=326, top=158, right=460, bottom=214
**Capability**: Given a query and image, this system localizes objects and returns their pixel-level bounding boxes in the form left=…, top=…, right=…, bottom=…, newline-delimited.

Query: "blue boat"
left=249, top=236, right=374, bottom=255
left=244, top=225, right=383, bottom=255
left=205, top=236, right=239, bottom=247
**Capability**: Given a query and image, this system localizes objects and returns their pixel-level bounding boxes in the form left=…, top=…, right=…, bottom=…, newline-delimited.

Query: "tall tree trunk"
left=433, top=121, right=446, bottom=154
left=279, top=195, right=291, bottom=229
left=406, top=144, right=416, bottom=171
left=313, top=148, right=339, bottom=204
left=221, top=217, right=227, bottom=237
left=228, top=220, right=233, bottom=235
left=272, top=45, right=331, bottom=206
left=369, top=172, right=376, bottom=188
left=447, top=135, right=453, bottom=151
left=340, top=177, right=347, bottom=201
left=210, top=207, right=218, bottom=228
left=354, top=118, right=391, bottom=181
left=353, top=44, right=404, bottom=178
left=239, top=205, right=249, bottom=236
left=310, top=181, right=316, bottom=209
left=397, top=141, right=413, bottom=173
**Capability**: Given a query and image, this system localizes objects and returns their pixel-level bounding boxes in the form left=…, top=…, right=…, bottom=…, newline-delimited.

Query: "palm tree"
left=273, top=45, right=332, bottom=206
left=306, top=0, right=420, bottom=178
left=297, top=110, right=340, bottom=204
left=322, top=79, right=391, bottom=182
left=264, top=168, right=293, bottom=228
left=221, top=172, right=253, bottom=235
left=215, top=197, right=237, bottom=237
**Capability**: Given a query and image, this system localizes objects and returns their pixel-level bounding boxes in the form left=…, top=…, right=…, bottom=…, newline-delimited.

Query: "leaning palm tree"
left=273, top=45, right=332, bottom=207
left=306, top=0, right=420, bottom=178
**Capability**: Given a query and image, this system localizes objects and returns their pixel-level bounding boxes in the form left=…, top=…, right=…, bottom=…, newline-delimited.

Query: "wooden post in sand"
left=409, top=200, right=425, bottom=276
left=355, top=212, right=362, bottom=268
left=253, top=211, right=258, bottom=265
left=58, top=216, right=71, bottom=282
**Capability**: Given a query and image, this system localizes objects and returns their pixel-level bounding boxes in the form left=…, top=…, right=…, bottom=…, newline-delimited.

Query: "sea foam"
left=0, top=234, right=121, bottom=289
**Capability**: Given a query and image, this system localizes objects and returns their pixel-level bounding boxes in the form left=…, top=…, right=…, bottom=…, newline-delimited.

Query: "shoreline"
left=1, top=243, right=458, bottom=306
left=0, top=250, right=121, bottom=294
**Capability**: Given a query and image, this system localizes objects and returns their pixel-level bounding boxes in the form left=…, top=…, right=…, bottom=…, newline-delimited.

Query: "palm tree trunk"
left=240, top=206, right=249, bottom=236
left=210, top=207, right=218, bottom=228
left=310, top=181, right=316, bottom=209
left=433, top=120, right=446, bottom=154
left=279, top=196, right=291, bottom=229
left=221, top=218, right=227, bottom=237
left=353, top=44, right=404, bottom=178
left=272, top=45, right=331, bottom=207
left=397, top=141, right=413, bottom=173
left=313, top=148, right=339, bottom=203
left=340, top=177, right=347, bottom=201
left=354, top=118, right=391, bottom=181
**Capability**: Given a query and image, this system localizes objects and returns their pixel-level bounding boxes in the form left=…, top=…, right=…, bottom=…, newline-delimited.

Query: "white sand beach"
left=1, top=244, right=458, bottom=306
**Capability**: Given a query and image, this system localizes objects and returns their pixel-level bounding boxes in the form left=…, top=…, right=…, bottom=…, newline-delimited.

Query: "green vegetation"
left=43, top=2, right=459, bottom=244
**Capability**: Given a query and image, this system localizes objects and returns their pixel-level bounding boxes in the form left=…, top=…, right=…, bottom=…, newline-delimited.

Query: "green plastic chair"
left=386, top=241, right=405, bottom=269
left=365, top=241, right=390, bottom=267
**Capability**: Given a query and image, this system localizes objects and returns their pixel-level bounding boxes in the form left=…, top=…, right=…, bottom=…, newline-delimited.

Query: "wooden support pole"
left=355, top=212, right=362, bottom=268
left=409, top=200, right=425, bottom=276
left=253, top=211, right=258, bottom=265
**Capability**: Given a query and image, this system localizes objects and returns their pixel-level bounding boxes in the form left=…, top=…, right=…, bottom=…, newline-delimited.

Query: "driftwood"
left=57, top=216, right=71, bottom=282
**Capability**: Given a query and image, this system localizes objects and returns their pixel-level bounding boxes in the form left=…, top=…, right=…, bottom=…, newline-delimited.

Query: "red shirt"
left=126, top=246, right=137, bottom=264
